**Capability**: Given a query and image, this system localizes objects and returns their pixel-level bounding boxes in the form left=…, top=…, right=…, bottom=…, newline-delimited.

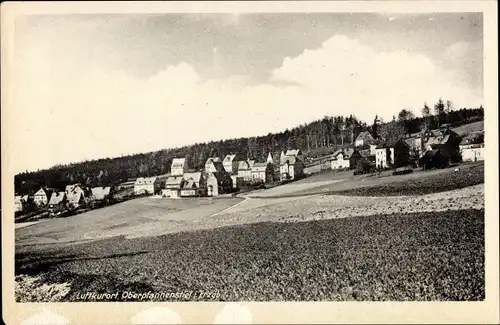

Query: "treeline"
left=15, top=100, right=484, bottom=195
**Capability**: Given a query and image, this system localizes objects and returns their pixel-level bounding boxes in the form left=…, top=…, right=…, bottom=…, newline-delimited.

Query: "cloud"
left=12, top=34, right=482, bottom=172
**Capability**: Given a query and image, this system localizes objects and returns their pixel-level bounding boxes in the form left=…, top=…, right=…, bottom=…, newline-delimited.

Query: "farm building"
left=171, top=158, right=187, bottom=176
left=15, top=196, right=23, bottom=213
left=422, top=127, right=461, bottom=157
left=459, top=131, right=484, bottom=162
left=355, top=131, right=375, bottom=147
left=375, top=139, right=410, bottom=169
left=91, top=186, right=113, bottom=204
left=134, top=177, right=162, bottom=195
left=421, top=149, right=450, bottom=170
left=114, top=179, right=135, bottom=200
left=223, top=153, right=245, bottom=175
left=330, top=148, right=362, bottom=170
left=237, top=160, right=254, bottom=182
left=206, top=172, right=233, bottom=197
left=48, top=191, right=67, bottom=213
left=280, top=149, right=305, bottom=181
left=404, top=131, right=425, bottom=158
left=251, top=162, right=274, bottom=183
left=33, top=188, right=52, bottom=207
left=205, top=157, right=223, bottom=173
left=163, top=176, right=184, bottom=198
left=65, top=184, right=86, bottom=210
left=181, top=172, right=206, bottom=196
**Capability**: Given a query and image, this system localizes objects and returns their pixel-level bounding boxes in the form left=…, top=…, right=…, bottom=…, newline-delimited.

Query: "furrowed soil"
left=16, top=209, right=484, bottom=301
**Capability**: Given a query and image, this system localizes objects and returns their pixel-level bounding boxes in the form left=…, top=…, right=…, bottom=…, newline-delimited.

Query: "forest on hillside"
left=14, top=99, right=484, bottom=195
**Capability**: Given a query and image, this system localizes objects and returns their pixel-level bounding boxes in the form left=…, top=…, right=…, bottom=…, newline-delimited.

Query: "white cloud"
left=12, top=34, right=482, bottom=172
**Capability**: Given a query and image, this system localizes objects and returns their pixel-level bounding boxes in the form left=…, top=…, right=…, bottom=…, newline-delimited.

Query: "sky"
left=12, top=13, right=483, bottom=173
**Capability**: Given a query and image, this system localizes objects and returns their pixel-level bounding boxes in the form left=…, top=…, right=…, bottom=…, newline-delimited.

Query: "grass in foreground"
left=16, top=209, right=484, bottom=302
left=332, top=163, right=484, bottom=196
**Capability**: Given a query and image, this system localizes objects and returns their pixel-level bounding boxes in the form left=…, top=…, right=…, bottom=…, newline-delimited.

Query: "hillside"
left=14, top=107, right=484, bottom=195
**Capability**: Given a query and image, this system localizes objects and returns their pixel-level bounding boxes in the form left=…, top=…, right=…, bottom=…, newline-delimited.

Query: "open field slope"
left=15, top=209, right=484, bottom=301
left=265, top=162, right=483, bottom=198
left=452, top=120, right=484, bottom=137
left=15, top=197, right=242, bottom=246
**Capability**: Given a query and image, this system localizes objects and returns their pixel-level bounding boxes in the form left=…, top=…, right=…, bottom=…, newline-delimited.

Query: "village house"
left=237, top=160, right=254, bottom=182
left=180, top=172, right=206, bottom=197
left=114, top=179, right=136, bottom=200
left=90, top=186, right=113, bottom=207
left=205, top=157, right=223, bottom=173
left=404, top=133, right=425, bottom=158
left=223, top=153, right=245, bottom=175
left=33, top=188, right=52, bottom=207
left=48, top=191, right=67, bottom=213
left=65, top=184, right=86, bottom=211
left=459, top=131, right=484, bottom=162
left=280, top=149, right=305, bottom=181
left=163, top=176, right=184, bottom=198
left=15, top=195, right=23, bottom=213
left=375, top=139, right=410, bottom=169
left=355, top=131, right=375, bottom=147
left=330, top=148, right=362, bottom=170
left=171, top=158, right=187, bottom=176
left=421, top=149, right=450, bottom=170
left=422, top=127, right=461, bottom=157
left=134, top=177, right=163, bottom=195
left=251, top=162, right=274, bottom=183
left=206, top=172, right=233, bottom=197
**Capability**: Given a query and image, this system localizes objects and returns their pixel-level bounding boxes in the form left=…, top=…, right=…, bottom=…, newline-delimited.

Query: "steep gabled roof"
left=331, top=148, right=357, bottom=160
left=252, top=162, right=270, bottom=172
left=91, top=187, right=111, bottom=200
left=49, top=192, right=67, bottom=205
left=182, top=179, right=197, bottom=189
left=183, top=172, right=202, bottom=184
left=238, top=160, right=250, bottom=171
left=205, top=157, right=221, bottom=165
left=166, top=176, right=184, bottom=187
left=285, top=149, right=301, bottom=157
left=171, top=158, right=186, bottom=168
left=355, top=131, right=374, bottom=142
left=34, top=188, right=50, bottom=197
left=223, top=154, right=237, bottom=163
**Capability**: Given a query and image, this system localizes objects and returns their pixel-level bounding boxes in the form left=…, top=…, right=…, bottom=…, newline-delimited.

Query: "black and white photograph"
left=2, top=1, right=498, bottom=324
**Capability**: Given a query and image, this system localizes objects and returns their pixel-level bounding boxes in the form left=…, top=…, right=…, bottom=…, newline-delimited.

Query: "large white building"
left=134, top=177, right=160, bottom=195
left=460, top=131, right=484, bottom=162
left=171, top=158, right=187, bottom=176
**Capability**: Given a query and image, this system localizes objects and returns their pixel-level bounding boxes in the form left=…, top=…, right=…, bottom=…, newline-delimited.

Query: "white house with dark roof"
left=280, top=149, right=305, bottom=181
left=134, top=177, right=161, bottom=195
left=163, top=176, right=184, bottom=198
left=459, top=131, right=484, bottom=162
left=91, top=186, right=112, bottom=202
left=355, top=131, right=375, bottom=147
left=48, top=191, right=67, bottom=213
left=223, top=153, right=246, bottom=175
left=65, top=184, right=86, bottom=210
left=171, top=158, right=187, bottom=176
left=205, top=157, right=222, bottom=173
left=330, top=148, right=362, bottom=170
left=33, top=188, right=52, bottom=207
left=251, top=162, right=274, bottom=183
